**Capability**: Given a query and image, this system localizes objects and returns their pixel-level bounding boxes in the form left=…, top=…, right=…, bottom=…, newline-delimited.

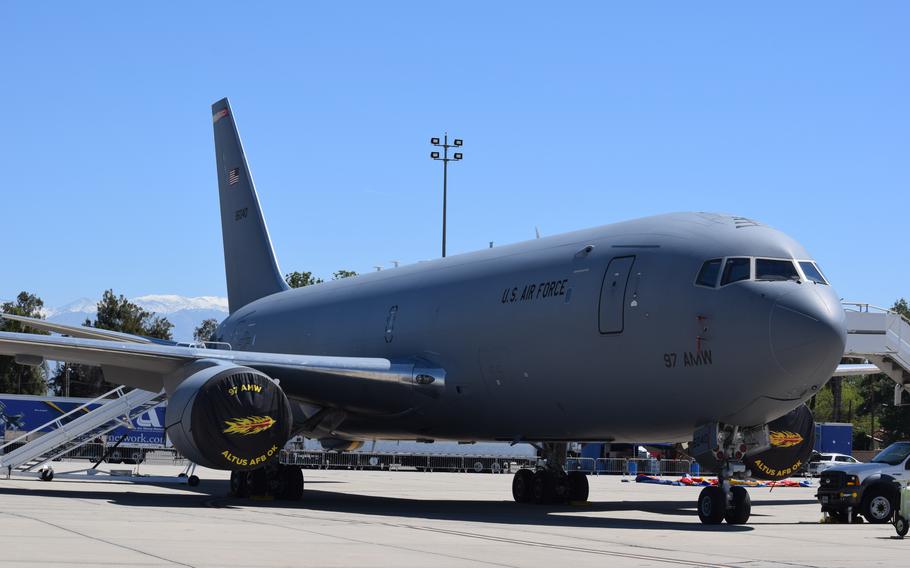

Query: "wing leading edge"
left=0, top=328, right=445, bottom=409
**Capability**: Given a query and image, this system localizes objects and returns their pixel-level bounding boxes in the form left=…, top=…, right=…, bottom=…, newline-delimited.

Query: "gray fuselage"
left=216, top=212, right=845, bottom=445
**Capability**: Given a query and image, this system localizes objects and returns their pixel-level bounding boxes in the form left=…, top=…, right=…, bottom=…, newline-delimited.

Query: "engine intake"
left=165, top=363, right=292, bottom=470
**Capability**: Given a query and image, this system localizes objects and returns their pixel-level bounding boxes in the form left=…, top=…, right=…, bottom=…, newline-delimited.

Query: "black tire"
left=724, top=486, right=751, bottom=524
left=895, top=515, right=909, bottom=538
left=45, top=469, right=53, bottom=482
left=512, top=469, right=534, bottom=503
left=862, top=486, right=895, bottom=524
left=277, top=466, right=304, bottom=500
left=532, top=470, right=551, bottom=504
left=187, top=475, right=200, bottom=487
left=567, top=471, right=589, bottom=502
left=248, top=469, right=269, bottom=496
left=229, top=471, right=248, bottom=498
left=697, top=486, right=726, bottom=524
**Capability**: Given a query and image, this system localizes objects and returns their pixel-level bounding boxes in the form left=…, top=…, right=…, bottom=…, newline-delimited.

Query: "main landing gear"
left=511, top=442, right=589, bottom=505
left=229, top=463, right=304, bottom=500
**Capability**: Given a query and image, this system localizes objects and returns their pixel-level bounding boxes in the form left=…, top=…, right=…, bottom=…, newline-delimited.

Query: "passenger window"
left=755, top=259, right=800, bottom=282
left=696, top=259, right=722, bottom=287
left=799, top=261, right=828, bottom=285
left=720, top=258, right=750, bottom=285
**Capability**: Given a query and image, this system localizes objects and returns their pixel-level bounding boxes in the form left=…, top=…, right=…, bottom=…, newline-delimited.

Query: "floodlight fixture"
left=429, top=132, right=464, bottom=258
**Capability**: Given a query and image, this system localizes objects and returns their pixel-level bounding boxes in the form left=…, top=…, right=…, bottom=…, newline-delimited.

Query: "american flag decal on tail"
left=228, top=167, right=240, bottom=185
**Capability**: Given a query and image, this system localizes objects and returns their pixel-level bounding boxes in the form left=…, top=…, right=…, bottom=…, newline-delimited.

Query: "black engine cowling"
left=165, top=364, right=292, bottom=470
left=745, top=404, right=816, bottom=480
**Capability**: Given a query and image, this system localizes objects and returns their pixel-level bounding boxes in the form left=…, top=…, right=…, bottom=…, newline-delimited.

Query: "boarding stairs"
left=0, top=386, right=166, bottom=474
left=843, top=303, right=910, bottom=404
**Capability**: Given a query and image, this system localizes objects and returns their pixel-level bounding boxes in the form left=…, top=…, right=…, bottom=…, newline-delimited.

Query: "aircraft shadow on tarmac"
left=0, top=479, right=818, bottom=532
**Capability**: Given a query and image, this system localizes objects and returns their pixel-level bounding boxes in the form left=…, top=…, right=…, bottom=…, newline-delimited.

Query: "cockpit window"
left=720, top=258, right=750, bottom=286
left=755, top=259, right=800, bottom=282
left=799, top=261, right=828, bottom=285
left=696, top=259, right=722, bottom=287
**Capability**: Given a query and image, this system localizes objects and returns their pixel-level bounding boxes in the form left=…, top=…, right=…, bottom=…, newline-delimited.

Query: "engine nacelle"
left=165, top=363, right=292, bottom=470
left=744, top=404, right=816, bottom=480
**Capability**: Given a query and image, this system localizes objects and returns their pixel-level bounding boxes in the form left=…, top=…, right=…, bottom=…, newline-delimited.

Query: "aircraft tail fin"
left=212, top=98, right=289, bottom=313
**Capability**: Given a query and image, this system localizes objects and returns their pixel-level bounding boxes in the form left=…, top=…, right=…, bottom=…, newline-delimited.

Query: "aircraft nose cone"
left=769, top=287, right=846, bottom=393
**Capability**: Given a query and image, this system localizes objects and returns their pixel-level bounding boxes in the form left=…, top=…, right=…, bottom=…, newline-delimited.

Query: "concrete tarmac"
left=0, top=461, right=905, bottom=567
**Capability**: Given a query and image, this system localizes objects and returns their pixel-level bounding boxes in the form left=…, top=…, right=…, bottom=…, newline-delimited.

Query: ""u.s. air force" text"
left=501, top=279, right=569, bottom=304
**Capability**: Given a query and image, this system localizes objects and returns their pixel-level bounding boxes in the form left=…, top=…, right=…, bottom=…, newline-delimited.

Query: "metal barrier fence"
left=279, top=450, right=535, bottom=473
left=280, top=450, right=703, bottom=476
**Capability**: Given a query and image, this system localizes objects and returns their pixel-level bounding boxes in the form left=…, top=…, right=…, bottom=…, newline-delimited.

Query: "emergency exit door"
left=599, top=256, right=635, bottom=334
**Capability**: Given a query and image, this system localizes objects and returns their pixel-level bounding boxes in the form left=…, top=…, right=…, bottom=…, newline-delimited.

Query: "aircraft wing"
left=832, top=363, right=881, bottom=376
left=0, top=312, right=157, bottom=344
left=0, top=329, right=442, bottom=408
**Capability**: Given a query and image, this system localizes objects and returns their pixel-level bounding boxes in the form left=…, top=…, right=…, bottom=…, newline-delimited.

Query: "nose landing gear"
left=690, top=422, right=770, bottom=525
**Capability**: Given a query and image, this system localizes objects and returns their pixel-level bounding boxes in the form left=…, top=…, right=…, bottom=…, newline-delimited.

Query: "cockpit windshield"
left=799, top=261, right=828, bottom=285
left=755, top=259, right=800, bottom=282
left=720, top=258, right=750, bottom=286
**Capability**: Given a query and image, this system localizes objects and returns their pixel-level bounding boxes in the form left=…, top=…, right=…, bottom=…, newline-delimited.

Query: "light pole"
left=430, top=134, right=463, bottom=257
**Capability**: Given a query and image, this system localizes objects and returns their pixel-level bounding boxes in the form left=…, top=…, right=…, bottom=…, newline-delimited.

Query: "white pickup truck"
left=816, top=442, right=910, bottom=523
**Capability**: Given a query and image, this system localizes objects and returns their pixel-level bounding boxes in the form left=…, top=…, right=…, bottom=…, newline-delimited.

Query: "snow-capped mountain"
left=42, top=295, right=229, bottom=342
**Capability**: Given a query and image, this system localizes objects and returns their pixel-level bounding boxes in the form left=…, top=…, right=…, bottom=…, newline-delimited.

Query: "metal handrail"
left=0, top=385, right=128, bottom=451
left=843, top=302, right=910, bottom=327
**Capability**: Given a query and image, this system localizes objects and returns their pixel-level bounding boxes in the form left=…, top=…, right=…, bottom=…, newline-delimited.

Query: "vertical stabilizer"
left=212, top=98, right=289, bottom=313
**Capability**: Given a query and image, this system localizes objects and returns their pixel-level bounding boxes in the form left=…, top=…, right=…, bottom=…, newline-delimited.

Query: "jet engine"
left=744, top=404, right=816, bottom=480
left=165, top=364, right=292, bottom=470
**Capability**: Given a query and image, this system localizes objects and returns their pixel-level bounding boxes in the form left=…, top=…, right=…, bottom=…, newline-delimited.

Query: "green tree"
left=50, top=290, right=174, bottom=397
left=285, top=271, right=323, bottom=288
left=193, top=318, right=219, bottom=343
left=0, top=292, right=49, bottom=395
left=332, top=270, right=358, bottom=280
left=86, top=289, right=173, bottom=340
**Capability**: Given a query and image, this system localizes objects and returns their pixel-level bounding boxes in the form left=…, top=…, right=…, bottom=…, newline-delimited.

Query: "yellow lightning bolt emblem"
left=223, top=416, right=277, bottom=436
left=769, top=431, right=804, bottom=448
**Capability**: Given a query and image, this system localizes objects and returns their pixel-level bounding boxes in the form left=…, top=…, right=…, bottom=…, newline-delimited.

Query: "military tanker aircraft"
left=0, top=98, right=849, bottom=524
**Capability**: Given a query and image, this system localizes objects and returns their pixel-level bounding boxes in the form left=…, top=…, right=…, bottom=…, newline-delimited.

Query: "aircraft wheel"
left=229, top=471, right=248, bottom=498
left=567, top=471, right=589, bottom=502
left=39, top=469, right=54, bottom=482
left=724, top=486, right=751, bottom=524
left=697, top=486, right=726, bottom=524
left=277, top=466, right=304, bottom=500
left=512, top=469, right=534, bottom=503
left=187, top=475, right=200, bottom=487
left=531, top=470, right=552, bottom=504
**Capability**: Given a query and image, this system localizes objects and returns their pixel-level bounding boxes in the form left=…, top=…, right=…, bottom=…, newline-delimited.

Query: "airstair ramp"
left=0, top=386, right=165, bottom=474
left=844, top=302, right=910, bottom=404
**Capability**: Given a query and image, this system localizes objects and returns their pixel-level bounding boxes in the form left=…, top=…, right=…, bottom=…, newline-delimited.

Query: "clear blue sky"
left=2, top=2, right=907, bottom=308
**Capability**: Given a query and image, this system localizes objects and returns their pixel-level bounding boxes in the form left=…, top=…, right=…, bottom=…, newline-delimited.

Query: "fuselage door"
left=599, top=256, right=636, bottom=334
